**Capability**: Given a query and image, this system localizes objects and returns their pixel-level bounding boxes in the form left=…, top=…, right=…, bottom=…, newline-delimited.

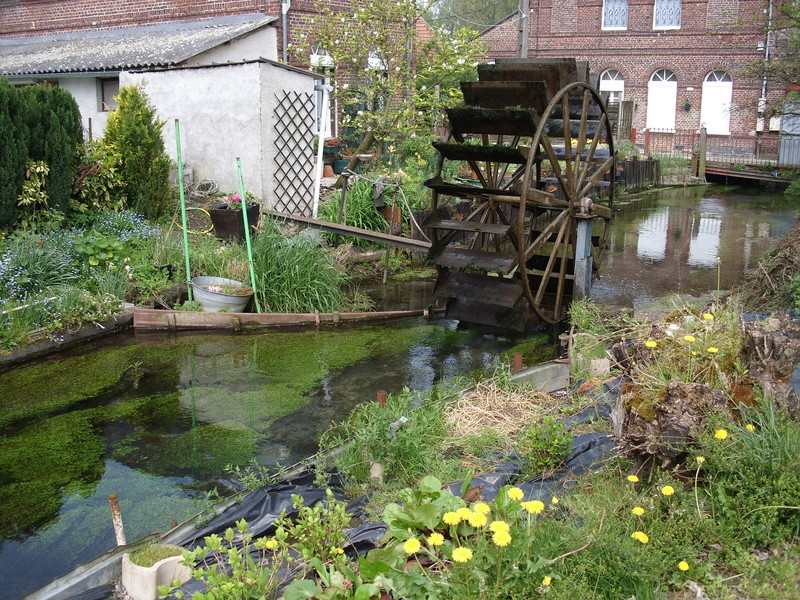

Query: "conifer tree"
left=102, top=85, right=171, bottom=219
left=0, top=80, right=28, bottom=226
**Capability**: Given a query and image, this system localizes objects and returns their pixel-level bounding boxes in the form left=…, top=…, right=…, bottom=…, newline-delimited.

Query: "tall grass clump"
left=250, top=220, right=346, bottom=313
left=318, top=177, right=387, bottom=246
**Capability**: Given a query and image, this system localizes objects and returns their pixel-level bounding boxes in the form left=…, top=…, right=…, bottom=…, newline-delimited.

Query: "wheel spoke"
left=553, top=217, right=574, bottom=318
left=578, top=156, right=614, bottom=199
left=561, top=94, right=573, bottom=189
left=535, top=214, right=569, bottom=305
left=539, top=136, right=569, bottom=194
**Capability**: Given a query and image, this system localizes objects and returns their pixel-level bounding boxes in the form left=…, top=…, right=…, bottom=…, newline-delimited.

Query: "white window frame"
left=600, top=69, right=625, bottom=104
left=653, top=0, right=681, bottom=30
left=602, top=0, right=628, bottom=30
left=700, top=70, right=733, bottom=135
left=646, top=69, right=677, bottom=130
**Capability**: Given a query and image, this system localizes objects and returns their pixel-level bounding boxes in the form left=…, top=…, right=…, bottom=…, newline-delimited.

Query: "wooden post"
left=338, top=172, right=348, bottom=223
left=108, top=494, right=126, bottom=546
left=518, top=0, right=529, bottom=58
left=376, top=390, right=387, bottom=407
left=698, top=127, right=707, bottom=182
left=513, top=353, right=524, bottom=372
left=574, top=216, right=593, bottom=301
left=643, top=129, right=651, bottom=155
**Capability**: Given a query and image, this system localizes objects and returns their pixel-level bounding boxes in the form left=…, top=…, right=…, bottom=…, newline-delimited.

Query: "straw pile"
left=445, top=380, right=555, bottom=441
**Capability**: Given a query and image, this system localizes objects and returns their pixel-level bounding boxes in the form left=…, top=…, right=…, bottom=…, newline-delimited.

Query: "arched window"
left=602, top=0, right=628, bottom=29
left=599, top=69, right=625, bottom=104
left=654, top=0, right=681, bottom=29
left=647, top=69, right=677, bottom=130
left=700, top=70, right=733, bottom=135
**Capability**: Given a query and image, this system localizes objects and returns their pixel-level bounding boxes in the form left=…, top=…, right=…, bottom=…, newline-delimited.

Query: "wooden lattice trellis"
left=274, top=91, right=316, bottom=216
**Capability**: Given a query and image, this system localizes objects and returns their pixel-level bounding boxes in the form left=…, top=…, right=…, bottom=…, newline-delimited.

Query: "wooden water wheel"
left=425, top=59, right=615, bottom=330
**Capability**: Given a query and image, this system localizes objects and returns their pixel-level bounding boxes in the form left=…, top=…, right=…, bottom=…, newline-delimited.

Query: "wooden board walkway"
left=705, top=165, right=790, bottom=188
left=133, top=308, right=432, bottom=330
left=264, top=210, right=432, bottom=252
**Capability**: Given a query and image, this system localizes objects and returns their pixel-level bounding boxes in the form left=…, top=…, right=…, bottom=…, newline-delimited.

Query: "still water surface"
left=592, top=185, right=799, bottom=307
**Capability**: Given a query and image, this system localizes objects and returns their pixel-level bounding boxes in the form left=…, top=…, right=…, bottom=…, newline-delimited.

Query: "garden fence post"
left=175, top=120, right=193, bottom=301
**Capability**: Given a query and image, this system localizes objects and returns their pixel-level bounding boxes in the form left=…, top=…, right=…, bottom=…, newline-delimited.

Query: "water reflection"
left=593, top=186, right=798, bottom=308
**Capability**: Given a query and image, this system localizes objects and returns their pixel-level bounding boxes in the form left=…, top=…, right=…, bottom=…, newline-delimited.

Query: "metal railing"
left=631, top=128, right=800, bottom=167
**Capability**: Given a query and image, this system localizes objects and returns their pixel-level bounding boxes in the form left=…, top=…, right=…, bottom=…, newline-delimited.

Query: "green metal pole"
left=236, top=157, right=262, bottom=313
left=175, top=120, right=193, bottom=301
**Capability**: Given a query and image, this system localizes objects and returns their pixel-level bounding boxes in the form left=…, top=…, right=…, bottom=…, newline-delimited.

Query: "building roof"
left=0, top=13, right=278, bottom=76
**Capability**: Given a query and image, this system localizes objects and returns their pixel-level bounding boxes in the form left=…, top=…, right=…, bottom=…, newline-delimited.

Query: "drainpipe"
left=312, top=83, right=333, bottom=219
left=281, top=0, right=291, bottom=64
left=759, top=0, right=774, bottom=129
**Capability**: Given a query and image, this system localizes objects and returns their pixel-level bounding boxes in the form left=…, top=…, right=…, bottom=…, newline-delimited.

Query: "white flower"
left=421, top=85, right=427, bottom=91
left=457, top=58, right=465, bottom=65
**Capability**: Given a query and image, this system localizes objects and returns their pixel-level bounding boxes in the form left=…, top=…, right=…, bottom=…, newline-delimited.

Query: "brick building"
left=480, top=0, right=777, bottom=136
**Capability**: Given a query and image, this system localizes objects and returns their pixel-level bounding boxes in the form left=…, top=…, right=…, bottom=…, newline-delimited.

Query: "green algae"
left=0, top=410, right=104, bottom=537
left=0, top=343, right=190, bottom=431
left=499, top=334, right=556, bottom=366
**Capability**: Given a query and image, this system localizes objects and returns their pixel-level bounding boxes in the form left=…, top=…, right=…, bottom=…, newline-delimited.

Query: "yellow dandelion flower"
left=551, top=496, right=560, bottom=505
left=632, top=506, right=645, bottom=516
left=456, top=507, right=472, bottom=520
left=678, top=560, right=690, bottom=571
left=714, top=429, right=728, bottom=440
left=492, top=530, right=512, bottom=547
left=683, top=335, right=696, bottom=342
left=507, top=487, right=524, bottom=501
left=661, top=485, right=675, bottom=496
left=443, top=511, right=461, bottom=526
left=489, top=520, right=510, bottom=533
left=265, top=539, right=278, bottom=550
left=645, top=340, right=658, bottom=348
left=521, top=500, right=545, bottom=514
left=427, top=532, right=445, bottom=547
left=631, top=531, right=650, bottom=544
left=691, top=351, right=698, bottom=356
left=702, top=313, right=714, bottom=320
left=745, top=423, right=756, bottom=432
left=336, top=548, right=344, bottom=555
left=473, top=501, right=491, bottom=515
left=452, top=546, right=473, bottom=563
left=696, top=456, right=705, bottom=464
left=707, top=347, right=719, bottom=354
left=627, top=475, right=640, bottom=483
left=467, top=511, right=488, bottom=528
left=542, top=575, right=552, bottom=587
left=403, top=538, right=422, bottom=554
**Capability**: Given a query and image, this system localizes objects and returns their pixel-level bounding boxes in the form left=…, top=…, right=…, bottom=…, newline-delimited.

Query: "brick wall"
left=480, top=0, right=770, bottom=135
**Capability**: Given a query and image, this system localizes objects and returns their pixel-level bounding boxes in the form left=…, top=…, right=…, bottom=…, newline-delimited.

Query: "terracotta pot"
left=323, top=164, right=335, bottom=177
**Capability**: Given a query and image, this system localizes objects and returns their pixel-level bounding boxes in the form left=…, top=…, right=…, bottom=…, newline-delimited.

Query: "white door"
left=700, top=71, right=732, bottom=135
left=646, top=69, right=677, bottom=130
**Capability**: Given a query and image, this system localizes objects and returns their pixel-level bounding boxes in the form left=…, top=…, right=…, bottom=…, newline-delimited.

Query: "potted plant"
left=121, top=543, right=190, bottom=600
left=681, top=98, right=692, bottom=112
left=208, top=194, right=261, bottom=241
left=190, top=276, right=254, bottom=312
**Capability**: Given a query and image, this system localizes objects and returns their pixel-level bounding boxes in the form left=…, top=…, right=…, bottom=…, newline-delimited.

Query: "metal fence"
left=631, top=128, right=800, bottom=167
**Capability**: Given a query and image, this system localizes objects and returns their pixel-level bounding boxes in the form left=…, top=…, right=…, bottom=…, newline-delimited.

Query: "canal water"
left=592, top=185, right=798, bottom=308
left=0, top=185, right=796, bottom=599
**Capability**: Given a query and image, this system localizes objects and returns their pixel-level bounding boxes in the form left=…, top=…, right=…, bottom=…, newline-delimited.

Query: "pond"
left=0, top=318, right=542, bottom=600
left=592, top=185, right=799, bottom=308
left=0, top=184, right=796, bottom=599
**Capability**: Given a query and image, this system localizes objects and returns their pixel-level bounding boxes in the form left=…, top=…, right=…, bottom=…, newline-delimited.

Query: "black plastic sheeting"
left=171, top=378, right=621, bottom=556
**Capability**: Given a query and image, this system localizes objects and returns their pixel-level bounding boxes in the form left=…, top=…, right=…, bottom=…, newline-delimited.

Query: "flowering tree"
left=305, top=0, right=486, bottom=142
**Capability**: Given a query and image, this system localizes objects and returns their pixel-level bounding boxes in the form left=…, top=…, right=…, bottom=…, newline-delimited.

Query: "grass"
left=129, top=543, right=184, bottom=567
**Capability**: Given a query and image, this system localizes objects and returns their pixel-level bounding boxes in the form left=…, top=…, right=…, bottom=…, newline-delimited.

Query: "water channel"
left=0, top=185, right=797, bottom=599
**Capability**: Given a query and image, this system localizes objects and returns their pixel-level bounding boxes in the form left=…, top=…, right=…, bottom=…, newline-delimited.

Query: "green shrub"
left=516, top=416, right=573, bottom=479
left=102, top=86, right=171, bottom=220
left=71, top=141, right=125, bottom=213
left=0, top=80, right=28, bottom=227
left=785, top=177, right=800, bottom=202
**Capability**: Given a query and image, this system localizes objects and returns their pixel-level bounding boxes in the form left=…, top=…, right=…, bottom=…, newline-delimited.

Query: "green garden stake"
left=236, top=157, right=262, bottom=313
left=175, top=120, right=193, bottom=301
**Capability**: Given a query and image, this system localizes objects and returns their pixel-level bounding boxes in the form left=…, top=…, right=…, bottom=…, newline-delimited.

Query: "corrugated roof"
left=0, top=13, right=278, bottom=76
